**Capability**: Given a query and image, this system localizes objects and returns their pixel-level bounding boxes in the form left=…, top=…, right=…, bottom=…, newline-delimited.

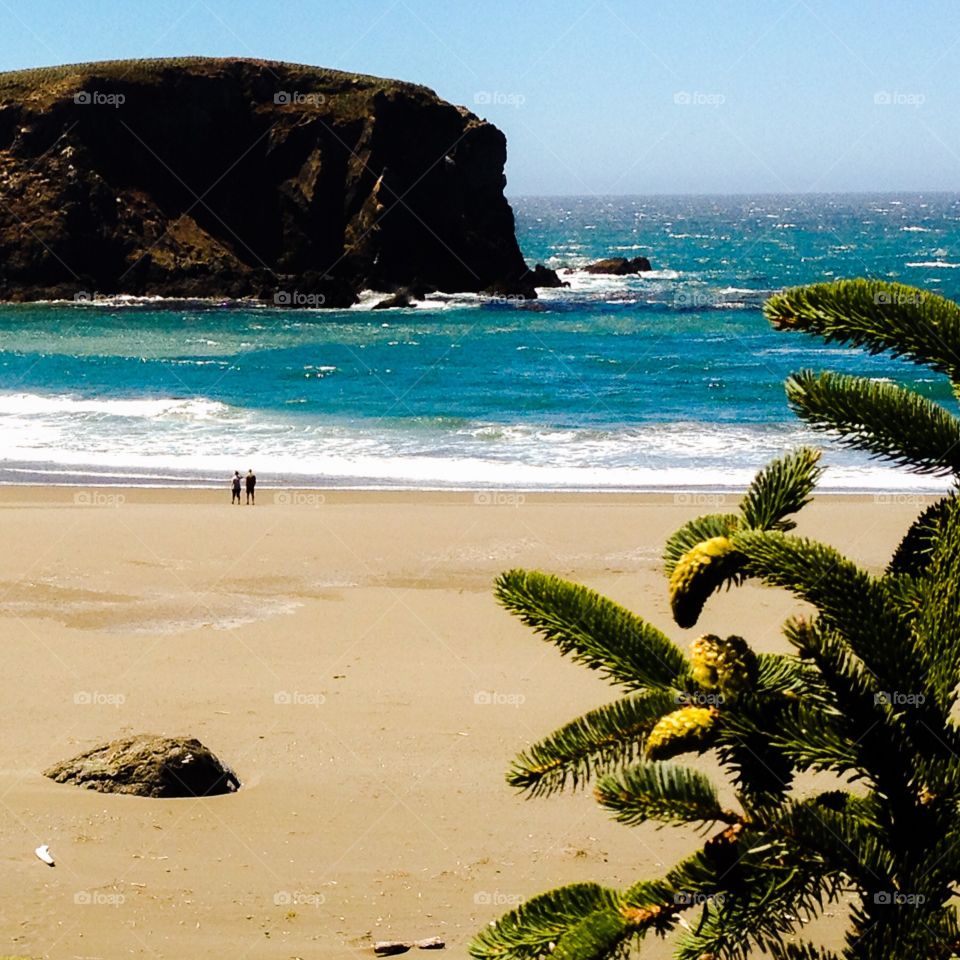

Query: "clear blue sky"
left=4, top=0, right=959, bottom=195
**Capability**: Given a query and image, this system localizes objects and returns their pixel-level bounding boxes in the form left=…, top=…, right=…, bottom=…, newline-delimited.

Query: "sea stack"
left=0, top=57, right=542, bottom=304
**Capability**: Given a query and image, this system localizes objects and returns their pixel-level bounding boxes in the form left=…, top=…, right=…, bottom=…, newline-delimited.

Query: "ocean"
left=1, top=193, right=959, bottom=491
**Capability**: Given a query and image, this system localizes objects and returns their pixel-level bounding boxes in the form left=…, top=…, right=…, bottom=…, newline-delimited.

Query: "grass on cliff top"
left=0, top=56, right=432, bottom=102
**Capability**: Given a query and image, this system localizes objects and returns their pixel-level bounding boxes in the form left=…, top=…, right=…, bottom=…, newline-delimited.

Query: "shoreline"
left=0, top=483, right=944, bottom=502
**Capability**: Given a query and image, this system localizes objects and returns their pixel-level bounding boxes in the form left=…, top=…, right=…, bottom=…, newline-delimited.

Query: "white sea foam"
left=906, top=260, right=960, bottom=268
left=901, top=226, right=931, bottom=232
left=353, top=288, right=483, bottom=312
left=0, top=398, right=946, bottom=493
left=0, top=392, right=232, bottom=420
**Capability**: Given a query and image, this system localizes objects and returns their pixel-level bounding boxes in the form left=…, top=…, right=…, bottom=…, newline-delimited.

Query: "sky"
left=2, top=0, right=959, bottom=196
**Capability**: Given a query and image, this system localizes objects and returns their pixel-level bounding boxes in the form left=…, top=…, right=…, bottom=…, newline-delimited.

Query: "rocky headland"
left=0, top=57, right=557, bottom=305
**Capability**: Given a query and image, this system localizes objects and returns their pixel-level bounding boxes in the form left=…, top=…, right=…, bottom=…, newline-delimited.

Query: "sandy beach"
left=0, top=486, right=932, bottom=959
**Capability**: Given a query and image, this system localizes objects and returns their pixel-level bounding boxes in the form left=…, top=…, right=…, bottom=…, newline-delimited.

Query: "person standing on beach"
left=231, top=471, right=242, bottom=504
left=245, top=469, right=257, bottom=505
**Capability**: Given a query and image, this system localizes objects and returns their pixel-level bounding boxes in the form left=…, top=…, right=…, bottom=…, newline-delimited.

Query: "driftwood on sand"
left=373, top=937, right=445, bottom=955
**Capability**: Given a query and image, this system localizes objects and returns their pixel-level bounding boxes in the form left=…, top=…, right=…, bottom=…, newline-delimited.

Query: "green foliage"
left=469, top=884, right=626, bottom=960
left=0, top=57, right=428, bottom=121
left=739, top=446, right=823, bottom=530
left=664, top=448, right=823, bottom=628
left=595, top=761, right=732, bottom=826
left=494, top=570, right=688, bottom=691
left=471, top=280, right=960, bottom=960
left=505, top=690, right=677, bottom=796
left=785, top=370, right=960, bottom=475
left=765, top=278, right=960, bottom=381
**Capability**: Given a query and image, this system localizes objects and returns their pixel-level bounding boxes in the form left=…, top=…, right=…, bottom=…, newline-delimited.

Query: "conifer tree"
left=469, top=279, right=960, bottom=960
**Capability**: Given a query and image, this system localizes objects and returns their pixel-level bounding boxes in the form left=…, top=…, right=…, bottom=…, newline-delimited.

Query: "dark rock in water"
left=583, top=256, right=652, bottom=275
left=482, top=278, right=535, bottom=300
left=524, top=263, right=568, bottom=288
left=0, top=58, right=532, bottom=304
left=372, top=287, right=417, bottom=309
left=43, top=734, right=240, bottom=797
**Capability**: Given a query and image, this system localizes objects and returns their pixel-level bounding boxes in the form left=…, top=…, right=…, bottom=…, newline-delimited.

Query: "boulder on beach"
left=43, top=734, right=240, bottom=798
left=583, top=256, right=652, bottom=275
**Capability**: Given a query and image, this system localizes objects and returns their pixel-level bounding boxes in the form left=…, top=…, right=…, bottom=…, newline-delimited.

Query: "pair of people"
left=231, top=469, right=257, bottom=505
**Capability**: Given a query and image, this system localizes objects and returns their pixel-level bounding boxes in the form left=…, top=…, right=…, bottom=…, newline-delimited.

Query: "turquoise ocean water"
left=1, top=193, right=959, bottom=490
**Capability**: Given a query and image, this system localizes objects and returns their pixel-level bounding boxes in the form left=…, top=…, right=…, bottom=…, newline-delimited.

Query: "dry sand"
left=0, top=486, right=932, bottom=959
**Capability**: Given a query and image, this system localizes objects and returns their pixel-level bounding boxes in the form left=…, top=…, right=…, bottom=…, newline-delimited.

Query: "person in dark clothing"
left=231, top=471, right=242, bottom=504
left=245, top=469, right=257, bottom=505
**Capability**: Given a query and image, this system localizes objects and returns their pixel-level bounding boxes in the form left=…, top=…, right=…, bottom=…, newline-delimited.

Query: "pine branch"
left=468, top=883, right=623, bottom=960
left=594, top=761, right=737, bottom=827
left=786, top=370, right=960, bottom=475
left=765, top=700, right=862, bottom=778
left=767, top=944, right=842, bottom=960
left=739, top=447, right=823, bottom=531
left=754, top=651, right=822, bottom=697
left=505, top=690, right=678, bottom=797
left=732, top=530, right=918, bottom=691
left=911, top=497, right=960, bottom=714
left=772, top=798, right=897, bottom=887
left=669, top=536, right=744, bottom=629
left=888, top=496, right=952, bottom=576
left=713, top=714, right=797, bottom=810
left=494, top=570, right=688, bottom=690
left=764, top=278, right=960, bottom=381
left=550, top=909, right=632, bottom=960
left=663, top=512, right=741, bottom=577
left=673, top=862, right=840, bottom=960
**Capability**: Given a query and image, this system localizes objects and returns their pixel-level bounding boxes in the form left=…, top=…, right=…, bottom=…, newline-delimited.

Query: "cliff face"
left=0, top=58, right=535, bottom=305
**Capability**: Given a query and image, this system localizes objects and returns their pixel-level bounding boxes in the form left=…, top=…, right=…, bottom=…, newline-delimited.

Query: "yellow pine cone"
left=690, top=633, right=757, bottom=697
left=645, top=706, right=719, bottom=761
left=669, top=537, right=736, bottom=629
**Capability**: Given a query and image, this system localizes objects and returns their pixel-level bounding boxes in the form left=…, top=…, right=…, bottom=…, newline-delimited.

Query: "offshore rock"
left=583, top=256, right=652, bottom=274
left=0, top=57, right=538, bottom=304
